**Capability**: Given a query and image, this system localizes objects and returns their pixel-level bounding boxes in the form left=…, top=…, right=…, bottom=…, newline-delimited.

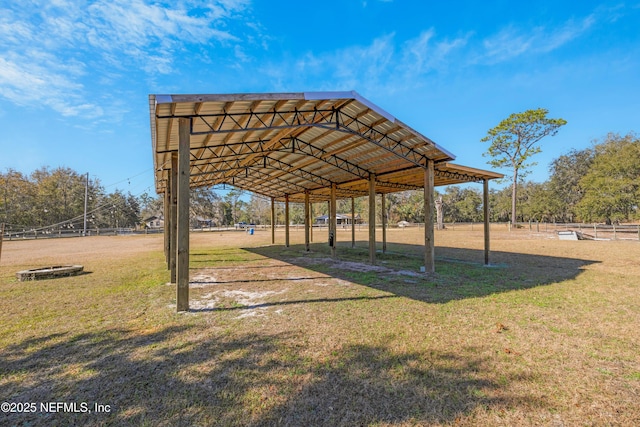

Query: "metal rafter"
left=235, top=100, right=330, bottom=169
left=219, top=100, right=264, bottom=148
left=334, top=109, right=429, bottom=167
left=197, top=168, right=307, bottom=197
left=261, top=157, right=333, bottom=188
left=158, top=103, right=433, bottom=172
left=279, top=137, right=373, bottom=180
left=374, top=181, right=423, bottom=191
left=176, top=107, right=335, bottom=136
left=152, top=93, right=503, bottom=197
left=434, top=169, right=484, bottom=184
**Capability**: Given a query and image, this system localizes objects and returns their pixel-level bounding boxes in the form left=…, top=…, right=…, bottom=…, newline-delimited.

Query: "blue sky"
left=1, top=0, right=638, bottom=196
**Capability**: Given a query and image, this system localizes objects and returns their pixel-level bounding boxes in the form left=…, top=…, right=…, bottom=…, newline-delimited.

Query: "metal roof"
left=150, top=91, right=502, bottom=202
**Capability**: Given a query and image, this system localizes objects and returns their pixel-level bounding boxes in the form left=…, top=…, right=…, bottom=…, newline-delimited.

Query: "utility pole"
left=83, top=172, right=89, bottom=236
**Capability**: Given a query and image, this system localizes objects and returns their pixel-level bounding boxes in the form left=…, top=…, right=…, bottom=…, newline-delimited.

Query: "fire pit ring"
left=16, top=265, right=84, bottom=281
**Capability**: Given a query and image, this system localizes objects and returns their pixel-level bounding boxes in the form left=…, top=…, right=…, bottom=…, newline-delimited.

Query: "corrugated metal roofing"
left=150, top=91, right=502, bottom=201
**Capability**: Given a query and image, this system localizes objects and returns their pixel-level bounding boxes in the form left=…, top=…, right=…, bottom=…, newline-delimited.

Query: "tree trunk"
left=511, top=167, right=518, bottom=226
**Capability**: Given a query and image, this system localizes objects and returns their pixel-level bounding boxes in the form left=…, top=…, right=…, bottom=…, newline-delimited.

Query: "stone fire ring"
left=16, top=265, right=84, bottom=281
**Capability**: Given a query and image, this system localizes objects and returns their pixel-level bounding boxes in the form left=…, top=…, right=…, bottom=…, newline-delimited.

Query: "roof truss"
left=150, top=91, right=502, bottom=202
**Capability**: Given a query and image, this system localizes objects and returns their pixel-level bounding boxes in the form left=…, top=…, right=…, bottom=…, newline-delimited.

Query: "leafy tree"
left=440, top=186, right=483, bottom=223
left=481, top=108, right=566, bottom=225
left=576, top=133, right=640, bottom=223
left=287, top=203, right=305, bottom=225
left=517, top=181, right=555, bottom=222
left=139, top=192, right=164, bottom=220
left=222, top=189, right=246, bottom=225
left=392, top=191, right=424, bottom=223
left=247, top=194, right=270, bottom=225
left=99, top=191, right=140, bottom=228
left=190, top=187, right=223, bottom=226
left=31, top=167, right=89, bottom=226
left=489, top=186, right=512, bottom=222
left=0, top=169, right=37, bottom=228
left=548, top=148, right=594, bottom=222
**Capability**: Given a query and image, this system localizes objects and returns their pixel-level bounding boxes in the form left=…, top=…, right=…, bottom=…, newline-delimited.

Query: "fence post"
left=0, top=223, right=4, bottom=265
left=594, top=224, right=597, bottom=239
left=613, top=223, right=616, bottom=240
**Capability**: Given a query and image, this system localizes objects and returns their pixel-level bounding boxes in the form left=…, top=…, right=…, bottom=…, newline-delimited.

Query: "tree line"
left=1, top=132, right=638, bottom=231
left=0, top=167, right=142, bottom=232
left=261, top=132, right=639, bottom=226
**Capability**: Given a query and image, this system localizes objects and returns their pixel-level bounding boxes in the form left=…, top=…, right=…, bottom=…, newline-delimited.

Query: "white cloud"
left=401, top=29, right=469, bottom=76
left=0, top=54, right=101, bottom=118
left=481, top=15, right=595, bottom=63
left=266, top=31, right=468, bottom=95
left=0, top=0, right=250, bottom=119
left=84, top=0, right=239, bottom=55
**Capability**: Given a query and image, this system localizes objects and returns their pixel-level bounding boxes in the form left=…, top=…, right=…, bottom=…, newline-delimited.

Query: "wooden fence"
left=2, top=222, right=639, bottom=241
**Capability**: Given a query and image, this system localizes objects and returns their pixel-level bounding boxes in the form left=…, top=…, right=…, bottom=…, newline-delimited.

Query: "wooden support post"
left=285, top=194, right=290, bottom=247
left=304, top=191, right=310, bottom=252
left=176, top=118, right=190, bottom=312
left=0, top=223, right=4, bottom=266
left=424, top=161, right=435, bottom=274
left=310, top=202, right=314, bottom=243
left=369, top=173, right=376, bottom=265
left=351, top=197, right=355, bottom=248
left=327, top=201, right=330, bottom=240
left=164, top=187, right=170, bottom=268
left=330, top=183, right=337, bottom=257
left=270, top=197, right=275, bottom=245
left=381, top=193, right=387, bottom=254
left=170, top=153, right=178, bottom=283
left=483, top=179, right=490, bottom=266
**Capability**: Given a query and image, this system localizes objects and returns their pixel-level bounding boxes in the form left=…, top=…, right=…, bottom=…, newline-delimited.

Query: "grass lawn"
left=0, top=228, right=639, bottom=426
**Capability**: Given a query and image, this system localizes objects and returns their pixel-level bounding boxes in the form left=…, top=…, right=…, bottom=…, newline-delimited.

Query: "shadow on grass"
left=244, top=241, right=599, bottom=304
left=0, top=326, right=543, bottom=426
left=191, top=276, right=328, bottom=285
left=190, top=294, right=399, bottom=312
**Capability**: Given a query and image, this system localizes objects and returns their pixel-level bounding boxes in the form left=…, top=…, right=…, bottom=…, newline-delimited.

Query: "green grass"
left=0, top=232, right=639, bottom=426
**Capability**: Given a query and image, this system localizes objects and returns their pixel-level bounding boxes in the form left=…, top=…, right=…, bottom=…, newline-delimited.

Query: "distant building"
left=314, top=213, right=362, bottom=225
left=144, top=215, right=164, bottom=229
left=195, top=216, right=216, bottom=228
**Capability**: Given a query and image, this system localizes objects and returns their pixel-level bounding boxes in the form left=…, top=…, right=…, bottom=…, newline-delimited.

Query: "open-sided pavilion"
left=149, top=91, right=503, bottom=311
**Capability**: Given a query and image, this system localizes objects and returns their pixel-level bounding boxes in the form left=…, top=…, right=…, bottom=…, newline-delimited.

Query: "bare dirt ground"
left=1, top=233, right=164, bottom=269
